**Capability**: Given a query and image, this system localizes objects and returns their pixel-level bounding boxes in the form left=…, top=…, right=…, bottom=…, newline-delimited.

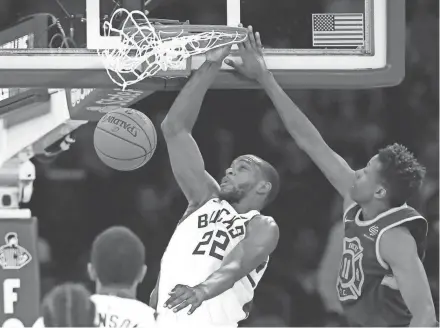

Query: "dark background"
left=1, top=0, right=437, bottom=326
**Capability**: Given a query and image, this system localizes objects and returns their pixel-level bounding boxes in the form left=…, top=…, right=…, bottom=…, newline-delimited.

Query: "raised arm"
left=225, top=27, right=355, bottom=204
left=161, top=47, right=231, bottom=208
left=380, top=227, right=437, bottom=327
left=164, top=216, right=279, bottom=314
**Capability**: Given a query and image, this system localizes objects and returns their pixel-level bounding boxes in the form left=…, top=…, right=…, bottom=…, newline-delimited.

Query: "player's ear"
left=137, top=265, right=147, bottom=283
left=87, top=263, right=97, bottom=281
left=256, top=181, right=272, bottom=196
left=375, top=186, right=387, bottom=200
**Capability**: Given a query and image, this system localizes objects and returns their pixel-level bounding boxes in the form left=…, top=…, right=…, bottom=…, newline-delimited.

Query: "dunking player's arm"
left=151, top=47, right=229, bottom=309
left=225, top=26, right=355, bottom=211
left=380, top=227, right=437, bottom=327
left=160, top=50, right=231, bottom=212
left=165, top=215, right=278, bottom=314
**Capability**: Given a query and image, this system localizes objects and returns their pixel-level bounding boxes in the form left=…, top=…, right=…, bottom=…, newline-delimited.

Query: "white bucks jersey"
left=32, top=295, right=156, bottom=328
left=157, top=198, right=268, bottom=327
left=91, top=294, right=156, bottom=328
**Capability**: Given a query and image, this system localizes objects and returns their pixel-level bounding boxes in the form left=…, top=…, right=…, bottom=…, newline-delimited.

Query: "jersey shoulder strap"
left=343, top=203, right=360, bottom=223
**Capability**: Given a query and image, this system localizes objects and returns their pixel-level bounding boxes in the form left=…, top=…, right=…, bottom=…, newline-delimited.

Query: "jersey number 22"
left=192, top=230, right=229, bottom=260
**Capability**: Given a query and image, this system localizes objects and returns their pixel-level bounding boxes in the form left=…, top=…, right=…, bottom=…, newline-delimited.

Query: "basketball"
left=93, top=108, right=157, bottom=171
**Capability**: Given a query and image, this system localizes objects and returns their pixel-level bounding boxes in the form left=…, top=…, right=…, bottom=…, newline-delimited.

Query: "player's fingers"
left=242, top=27, right=252, bottom=50
left=168, top=285, right=185, bottom=297
left=224, top=59, right=238, bottom=69
left=237, top=41, right=246, bottom=54
left=187, top=300, right=202, bottom=315
left=170, top=284, right=184, bottom=293
left=255, top=32, right=263, bottom=53
left=164, top=288, right=186, bottom=307
left=172, top=299, right=191, bottom=313
left=165, top=293, right=189, bottom=309
left=247, top=26, right=257, bottom=49
left=224, top=59, right=246, bottom=76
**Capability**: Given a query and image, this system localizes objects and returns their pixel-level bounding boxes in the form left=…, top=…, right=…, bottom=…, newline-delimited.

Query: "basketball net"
left=98, top=8, right=247, bottom=89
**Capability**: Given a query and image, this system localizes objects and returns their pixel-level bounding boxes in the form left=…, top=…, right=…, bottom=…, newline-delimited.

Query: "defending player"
left=88, top=226, right=156, bottom=328
left=153, top=46, right=280, bottom=327
left=225, top=26, right=437, bottom=327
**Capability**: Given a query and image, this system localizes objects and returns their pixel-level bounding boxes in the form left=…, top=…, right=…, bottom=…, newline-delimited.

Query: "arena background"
left=6, top=0, right=437, bottom=326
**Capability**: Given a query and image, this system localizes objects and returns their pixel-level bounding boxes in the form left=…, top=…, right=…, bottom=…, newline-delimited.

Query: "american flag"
left=312, top=13, right=364, bottom=47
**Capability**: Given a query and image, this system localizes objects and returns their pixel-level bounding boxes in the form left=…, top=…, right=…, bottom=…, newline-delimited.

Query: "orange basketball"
left=93, top=108, right=157, bottom=171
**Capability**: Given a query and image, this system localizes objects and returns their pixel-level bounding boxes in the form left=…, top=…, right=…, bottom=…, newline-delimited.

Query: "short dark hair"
left=378, top=143, right=426, bottom=207
left=257, top=159, right=280, bottom=206
left=42, top=283, right=95, bottom=327
left=91, top=226, right=145, bottom=286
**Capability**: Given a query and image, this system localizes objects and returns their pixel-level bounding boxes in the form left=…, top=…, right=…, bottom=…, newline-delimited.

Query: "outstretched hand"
left=224, top=25, right=269, bottom=82
left=205, top=45, right=232, bottom=64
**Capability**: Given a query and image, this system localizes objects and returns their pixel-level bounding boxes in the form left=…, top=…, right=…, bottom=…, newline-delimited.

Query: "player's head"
left=219, top=155, right=280, bottom=208
left=350, top=143, right=426, bottom=207
left=88, top=226, right=146, bottom=290
left=41, top=283, right=96, bottom=327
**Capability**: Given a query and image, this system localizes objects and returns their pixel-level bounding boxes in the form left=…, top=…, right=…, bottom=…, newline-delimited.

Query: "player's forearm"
left=259, top=72, right=326, bottom=151
left=161, top=61, right=221, bottom=135
left=409, top=305, right=437, bottom=327
left=196, top=262, right=245, bottom=300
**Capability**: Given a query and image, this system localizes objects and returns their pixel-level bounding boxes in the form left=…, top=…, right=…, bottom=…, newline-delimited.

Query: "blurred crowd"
left=26, top=0, right=439, bottom=326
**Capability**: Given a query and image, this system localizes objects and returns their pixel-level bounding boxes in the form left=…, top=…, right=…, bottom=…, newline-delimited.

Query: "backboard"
left=0, top=0, right=405, bottom=90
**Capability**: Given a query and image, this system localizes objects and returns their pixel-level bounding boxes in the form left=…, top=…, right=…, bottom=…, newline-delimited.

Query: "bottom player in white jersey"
left=88, top=226, right=156, bottom=328
left=151, top=45, right=280, bottom=327
left=34, top=227, right=155, bottom=328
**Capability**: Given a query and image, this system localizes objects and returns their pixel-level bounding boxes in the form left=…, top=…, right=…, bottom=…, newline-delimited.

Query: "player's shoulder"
left=246, top=215, right=279, bottom=250
left=253, top=214, right=277, bottom=226
left=380, top=226, right=418, bottom=262
left=381, top=225, right=415, bottom=246
left=249, top=214, right=279, bottom=234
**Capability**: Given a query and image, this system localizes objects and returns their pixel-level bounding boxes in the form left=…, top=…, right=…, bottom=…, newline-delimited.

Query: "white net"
left=98, top=8, right=247, bottom=89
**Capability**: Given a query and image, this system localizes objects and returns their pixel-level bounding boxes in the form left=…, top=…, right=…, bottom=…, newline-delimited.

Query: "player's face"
left=219, top=156, right=260, bottom=203
left=350, top=155, right=386, bottom=204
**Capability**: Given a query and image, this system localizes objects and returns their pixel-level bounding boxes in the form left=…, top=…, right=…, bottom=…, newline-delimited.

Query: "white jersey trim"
left=342, top=203, right=358, bottom=222
left=354, top=203, right=408, bottom=227
left=375, top=216, right=427, bottom=270
left=381, top=275, right=399, bottom=290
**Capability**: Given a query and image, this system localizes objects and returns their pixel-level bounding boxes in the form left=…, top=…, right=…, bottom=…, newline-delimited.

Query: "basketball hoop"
left=98, top=8, right=248, bottom=89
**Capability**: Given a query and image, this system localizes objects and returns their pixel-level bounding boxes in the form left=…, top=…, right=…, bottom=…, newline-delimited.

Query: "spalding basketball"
left=94, top=108, right=157, bottom=171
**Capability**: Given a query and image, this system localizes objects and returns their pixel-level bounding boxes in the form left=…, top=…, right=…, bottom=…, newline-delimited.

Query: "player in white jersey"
left=88, top=226, right=156, bottom=328
left=33, top=226, right=156, bottom=328
left=152, top=45, right=280, bottom=327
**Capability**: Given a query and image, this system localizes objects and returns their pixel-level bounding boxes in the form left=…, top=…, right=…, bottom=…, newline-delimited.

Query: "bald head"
left=238, top=155, right=280, bottom=206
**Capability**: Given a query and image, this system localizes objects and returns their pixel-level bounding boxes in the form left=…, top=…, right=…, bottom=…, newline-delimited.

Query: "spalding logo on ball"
left=94, top=108, right=157, bottom=171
